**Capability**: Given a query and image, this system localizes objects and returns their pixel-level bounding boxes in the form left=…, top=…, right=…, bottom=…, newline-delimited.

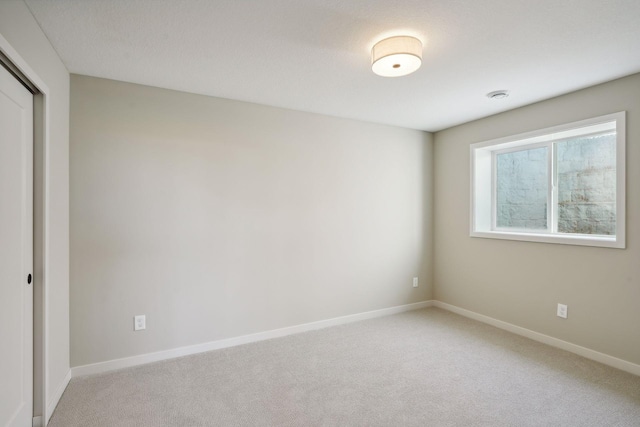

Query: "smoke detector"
left=486, top=90, right=510, bottom=99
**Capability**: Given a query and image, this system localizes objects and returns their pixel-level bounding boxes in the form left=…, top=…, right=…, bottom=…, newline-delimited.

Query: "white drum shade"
left=371, top=36, right=422, bottom=77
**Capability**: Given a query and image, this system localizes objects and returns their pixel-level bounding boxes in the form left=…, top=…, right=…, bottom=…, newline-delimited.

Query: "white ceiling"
left=24, top=0, right=640, bottom=132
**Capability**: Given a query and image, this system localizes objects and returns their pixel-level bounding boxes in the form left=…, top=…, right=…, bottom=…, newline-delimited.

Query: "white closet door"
left=0, top=64, right=34, bottom=427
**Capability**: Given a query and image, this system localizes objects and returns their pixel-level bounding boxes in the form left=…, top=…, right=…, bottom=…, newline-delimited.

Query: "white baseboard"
left=433, top=301, right=640, bottom=377
left=32, top=416, right=42, bottom=427
left=46, top=369, right=71, bottom=425
left=69, top=300, right=640, bottom=380
left=72, top=300, right=434, bottom=378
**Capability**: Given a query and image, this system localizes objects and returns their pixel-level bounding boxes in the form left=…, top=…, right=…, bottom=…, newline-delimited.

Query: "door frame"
left=0, top=34, right=51, bottom=426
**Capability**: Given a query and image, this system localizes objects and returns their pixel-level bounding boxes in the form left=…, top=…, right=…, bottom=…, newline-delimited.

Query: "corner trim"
left=46, top=369, right=70, bottom=425
left=32, top=416, right=42, bottom=427
left=72, top=300, right=434, bottom=378
left=433, top=301, right=640, bottom=376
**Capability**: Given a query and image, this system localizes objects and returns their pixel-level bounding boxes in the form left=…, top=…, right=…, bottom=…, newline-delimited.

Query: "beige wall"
left=0, top=0, right=70, bottom=420
left=434, top=73, right=640, bottom=365
left=70, top=75, right=433, bottom=367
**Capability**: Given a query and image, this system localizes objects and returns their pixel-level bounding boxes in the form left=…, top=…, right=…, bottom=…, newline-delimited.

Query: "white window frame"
left=470, top=112, right=625, bottom=249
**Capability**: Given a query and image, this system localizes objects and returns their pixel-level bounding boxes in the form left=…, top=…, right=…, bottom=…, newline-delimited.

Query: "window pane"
left=496, top=147, right=548, bottom=230
left=557, top=132, right=616, bottom=235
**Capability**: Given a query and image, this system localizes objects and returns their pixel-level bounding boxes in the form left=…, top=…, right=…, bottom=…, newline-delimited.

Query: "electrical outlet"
left=413, top=277, right=419, bottom=288
left=134, top=315, right=146, bottom=331
left=557, top=304, right=568, bottom=319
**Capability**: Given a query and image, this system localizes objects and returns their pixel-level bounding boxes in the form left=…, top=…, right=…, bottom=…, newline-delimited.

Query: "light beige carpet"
left=49, top=308, right=640, bottom=426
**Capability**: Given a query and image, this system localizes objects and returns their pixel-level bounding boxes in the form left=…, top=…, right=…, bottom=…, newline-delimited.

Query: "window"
left=470, top=112, right=625, bottom=248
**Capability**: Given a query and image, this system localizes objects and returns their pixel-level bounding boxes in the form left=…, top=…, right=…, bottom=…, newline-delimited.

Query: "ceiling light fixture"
left=486, top=90, right=510, bottom=99
left=371, top=36, right=422, bottom=77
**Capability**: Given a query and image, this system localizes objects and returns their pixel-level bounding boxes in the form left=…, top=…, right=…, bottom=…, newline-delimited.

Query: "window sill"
left=470, top=230, right=624, bottom=249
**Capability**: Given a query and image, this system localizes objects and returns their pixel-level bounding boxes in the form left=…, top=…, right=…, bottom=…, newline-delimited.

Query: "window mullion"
left=491, top=151, right=497, bottom=231
left=550, top=142, right=557, bottom=234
